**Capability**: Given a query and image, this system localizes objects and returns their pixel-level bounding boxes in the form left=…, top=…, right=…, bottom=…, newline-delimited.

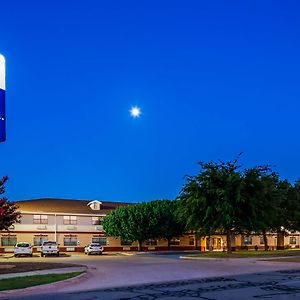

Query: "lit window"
left=63, top=216, right=77, bottom=225
left=244, top=236, right=252, bottom=245
left=33, top=215, right=48, bottom=224
left=170, top=238, right=180, bottom=246
left=189, top=236, right=195, bottom=246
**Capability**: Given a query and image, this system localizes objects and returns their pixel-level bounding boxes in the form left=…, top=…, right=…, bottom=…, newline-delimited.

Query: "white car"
left=41, top=241, right=59, bottom=257
left=14, top=242, right=33, bottom=257
left=84, top=243, right=103, bottom=255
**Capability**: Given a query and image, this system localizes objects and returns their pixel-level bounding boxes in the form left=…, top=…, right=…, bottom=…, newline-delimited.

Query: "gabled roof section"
left=15, top=198, right=130, bottom=215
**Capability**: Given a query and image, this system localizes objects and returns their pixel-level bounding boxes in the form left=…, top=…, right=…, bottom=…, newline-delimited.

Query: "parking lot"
left=2, top=251, right=300, bottom=299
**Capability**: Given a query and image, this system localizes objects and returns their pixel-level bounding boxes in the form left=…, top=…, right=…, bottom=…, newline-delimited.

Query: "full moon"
left=130, top=106, right=141, bottom=118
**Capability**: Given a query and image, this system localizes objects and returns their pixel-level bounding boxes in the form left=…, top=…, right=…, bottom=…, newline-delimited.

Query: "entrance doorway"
left=206, top=237, right=223, bottom=251
left=213, top=238, right=222, bottom=250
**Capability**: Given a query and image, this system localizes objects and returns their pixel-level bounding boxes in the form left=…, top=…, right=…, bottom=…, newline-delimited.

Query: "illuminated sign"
left=0, top=54, right=5, bottom=142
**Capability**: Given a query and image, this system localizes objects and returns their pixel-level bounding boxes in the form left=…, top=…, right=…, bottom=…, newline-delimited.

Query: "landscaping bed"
left=0, top=262, right=82, bottom=274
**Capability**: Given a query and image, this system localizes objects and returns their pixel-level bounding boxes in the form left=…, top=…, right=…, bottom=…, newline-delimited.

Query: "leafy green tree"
left=0, top=176, right=21, bottom=230
left=241, top=167, right=280, bottom=251
left=177, top=158, right=245, bottom=253
left=151, top=200, right=186, bottom=249
left=103, top=200, right=186, bottom=251
left=273, top=179, right=300, bottom=249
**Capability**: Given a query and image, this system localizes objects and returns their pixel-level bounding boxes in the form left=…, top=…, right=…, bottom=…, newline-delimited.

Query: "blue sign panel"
left=0, top=88, right=5, bottom=142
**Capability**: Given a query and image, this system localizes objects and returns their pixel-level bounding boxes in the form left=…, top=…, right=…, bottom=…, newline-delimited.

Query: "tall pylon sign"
left=0, top=54, right=6, bottom=142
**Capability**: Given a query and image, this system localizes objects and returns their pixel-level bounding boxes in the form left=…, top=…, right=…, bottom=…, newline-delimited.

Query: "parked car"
left=84, top=243, right=103, bottom=255
left=41, top=241, right=59, bottom=257
left=14, top=242, right=33, bottom=257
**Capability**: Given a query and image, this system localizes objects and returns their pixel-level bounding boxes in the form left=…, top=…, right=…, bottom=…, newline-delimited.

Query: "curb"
left=180, top=256, right=226, bottom=260
left=0, top=268, right=88, bottom=298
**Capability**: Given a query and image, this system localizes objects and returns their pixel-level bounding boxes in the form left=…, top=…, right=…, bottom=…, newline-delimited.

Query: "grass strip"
left=0, top=271, right=83, bottom=291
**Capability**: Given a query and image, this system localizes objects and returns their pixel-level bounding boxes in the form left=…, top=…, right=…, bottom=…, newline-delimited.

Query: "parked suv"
left=41, top=241, right=59, bottom=257
left=14, top=242, right=33, bottom=257
left=84, top=243, right=103, bottom=255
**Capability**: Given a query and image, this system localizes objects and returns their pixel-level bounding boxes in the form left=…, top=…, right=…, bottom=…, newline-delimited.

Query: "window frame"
left=33, top=214, right=48, bottom=224
left=92, top=216, right=104, bottom=225
left=63, top=215, right=77, bottom=225
left=92, top=237, right=107, bottom=246
left=33, top=236, right=48, bottom=246
left=170, top=238, right=180, bottom=246
left=145, top=239, right=158, bottom=246
left=1, top=236, right=17, bottom=246
left=244, top=236, right=253, bottom=245
left=63, top=235, right=78, bottom=246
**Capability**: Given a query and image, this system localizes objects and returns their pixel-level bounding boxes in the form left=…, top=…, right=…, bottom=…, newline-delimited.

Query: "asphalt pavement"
left=1, top=252, right=300, bottom=299
left=5, top=269, right=300, bottom=299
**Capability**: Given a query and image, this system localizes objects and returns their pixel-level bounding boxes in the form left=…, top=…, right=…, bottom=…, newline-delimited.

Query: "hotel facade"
left=0, top=198, right=299, bottom=253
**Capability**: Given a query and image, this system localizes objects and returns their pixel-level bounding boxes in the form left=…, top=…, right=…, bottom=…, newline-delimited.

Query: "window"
left=170, top=238, right=180, bottom=246
left=244, top=236, right=252, bottom=245
left=260, top=237, right=264, bottom=245
left=33, top=215, right=48, bottom=224
left=92, top=216, right=104, bottom=225
left=145, top=239, right=157, bottom=246
left=121, top=239, right=132, bottom=246
left=63, top=216, right=77, bottom=225
left=92, top=237, right=107, bottom=246
left=189, top=236, right=195, bottom=246
left=290, top=237, right=297, bottom=245
left=1, top=236, right=17, bottom=246
left=64, top=235, right=77, bottom=246
left=88, top=201, right=102, bottom=211
left=33, top=236, right=48, bottom=246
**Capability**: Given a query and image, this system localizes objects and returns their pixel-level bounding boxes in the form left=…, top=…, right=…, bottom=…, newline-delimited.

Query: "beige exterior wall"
left=2, top=210, right=300, bottom=252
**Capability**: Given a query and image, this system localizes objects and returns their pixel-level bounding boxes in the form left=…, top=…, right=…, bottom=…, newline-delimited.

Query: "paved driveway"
left=1, top=252, right=300, bottom=299
left=12, top=269, right=300, bottom=299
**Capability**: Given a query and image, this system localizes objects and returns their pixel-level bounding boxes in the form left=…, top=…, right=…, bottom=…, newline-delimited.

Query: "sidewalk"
left=0, top=266, right=87, bottom=280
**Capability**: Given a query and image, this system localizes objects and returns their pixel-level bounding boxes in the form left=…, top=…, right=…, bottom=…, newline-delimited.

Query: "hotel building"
left=0, top=198, right=299, bottom=253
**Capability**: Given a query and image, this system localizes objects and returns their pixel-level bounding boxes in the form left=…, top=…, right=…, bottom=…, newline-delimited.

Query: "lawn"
left=0, top=272, right=83, bottom=291
left=0, top=262, right=82, bottom=274
left=185, top=249, right=300, bottom=258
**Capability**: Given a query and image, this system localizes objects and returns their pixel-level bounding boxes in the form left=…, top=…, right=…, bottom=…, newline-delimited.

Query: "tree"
left=241, top=167, right=280, bottom=251
left=272, top=179, right=300, bottom=249
left=151, top=200, right=186, bottom=250
left=177, top=158, right=246, bottom=253
left=0, top=176, right=21, bottom=230
left=103, top=202, right=157, bottom=251
left=103, top=200, right=186, bottom=251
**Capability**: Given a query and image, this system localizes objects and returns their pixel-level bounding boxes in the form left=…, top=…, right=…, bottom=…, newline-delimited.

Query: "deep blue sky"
left=1, top=1, right=300, bottom=202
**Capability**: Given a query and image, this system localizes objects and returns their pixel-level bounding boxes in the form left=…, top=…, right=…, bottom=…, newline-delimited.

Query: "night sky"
left=1, top=1, right=300, bottom=202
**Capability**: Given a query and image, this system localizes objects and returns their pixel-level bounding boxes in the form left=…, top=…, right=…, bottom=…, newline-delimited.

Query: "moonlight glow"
left=130, top=106, right=141, bottom=118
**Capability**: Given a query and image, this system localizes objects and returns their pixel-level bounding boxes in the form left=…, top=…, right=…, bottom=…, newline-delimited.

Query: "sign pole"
left=0, top=54, right=6, bottom=143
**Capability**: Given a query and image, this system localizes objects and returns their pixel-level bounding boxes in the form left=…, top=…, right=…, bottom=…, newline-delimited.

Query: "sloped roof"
left=15, top=198, right=131, bottom=215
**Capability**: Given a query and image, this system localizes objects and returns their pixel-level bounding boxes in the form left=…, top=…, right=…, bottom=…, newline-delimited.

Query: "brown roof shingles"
left=15, top=198, right=131, bottom=215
